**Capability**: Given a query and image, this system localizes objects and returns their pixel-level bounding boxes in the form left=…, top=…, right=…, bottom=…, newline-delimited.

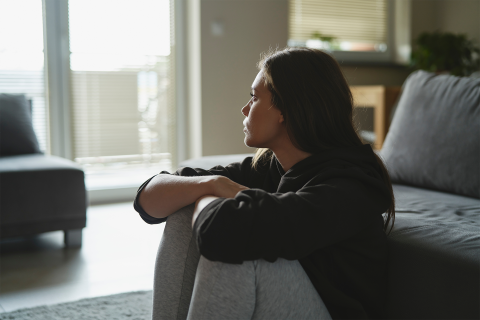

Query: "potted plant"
left=411, top=31, right=480, bottom=76
left=307, top=32, right=340, bottom=51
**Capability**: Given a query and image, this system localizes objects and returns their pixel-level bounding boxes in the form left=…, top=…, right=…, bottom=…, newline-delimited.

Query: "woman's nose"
left=242, top=104, right=248, bottom=117
left=241, top=104, right=249, bottom=116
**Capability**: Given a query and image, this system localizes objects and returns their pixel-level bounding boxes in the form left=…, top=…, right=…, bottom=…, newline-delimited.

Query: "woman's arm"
left=138, top=174, right=250, bottom=219
left=192, top=177, right=390, bottom=264
left=192, top=195, right=221, bottom=228
left=138, top=174, right=216, bottom=219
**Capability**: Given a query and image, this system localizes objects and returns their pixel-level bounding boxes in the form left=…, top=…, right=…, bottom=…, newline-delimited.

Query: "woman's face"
left=241, top=71, right=285, bottom=149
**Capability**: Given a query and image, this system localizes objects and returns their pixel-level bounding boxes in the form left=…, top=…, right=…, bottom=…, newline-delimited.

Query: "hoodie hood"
left=262, top=144, right=389, bottom=197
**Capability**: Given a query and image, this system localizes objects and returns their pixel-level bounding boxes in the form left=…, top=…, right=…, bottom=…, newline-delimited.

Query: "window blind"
left=289, top=0, right=388, bottom=44
left=69, top=0, right=175, bottom=189
left=0, top=0, right=48, bottom=152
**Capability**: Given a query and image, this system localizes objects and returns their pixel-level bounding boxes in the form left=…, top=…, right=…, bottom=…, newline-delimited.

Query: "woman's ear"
left=279, top=113, right=285, bottom=124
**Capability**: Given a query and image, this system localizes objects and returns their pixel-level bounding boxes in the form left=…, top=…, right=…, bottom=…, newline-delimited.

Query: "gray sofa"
left=0, top=94, right=87, bottom=247
left=178, top=71, right=480, bottom=319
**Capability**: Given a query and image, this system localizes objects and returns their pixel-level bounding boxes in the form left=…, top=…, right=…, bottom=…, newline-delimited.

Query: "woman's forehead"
left=252, top=71, right=266, bottom=92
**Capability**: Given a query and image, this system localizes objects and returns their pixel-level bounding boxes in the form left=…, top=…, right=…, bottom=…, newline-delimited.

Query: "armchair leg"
left=64, top=229, right=83, bottom=248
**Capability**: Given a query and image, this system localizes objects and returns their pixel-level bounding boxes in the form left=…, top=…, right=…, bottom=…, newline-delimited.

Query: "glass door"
left=68, top=0, right=176, bottom=191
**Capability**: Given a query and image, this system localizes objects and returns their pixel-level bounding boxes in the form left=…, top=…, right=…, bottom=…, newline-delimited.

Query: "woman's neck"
left=272, top=147, right=312, bottom=173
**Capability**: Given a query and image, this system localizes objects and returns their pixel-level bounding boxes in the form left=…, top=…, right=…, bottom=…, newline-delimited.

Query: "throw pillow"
left=380, top=70, right=480, bottom=199
left=0, top=94, right=41, bottom=156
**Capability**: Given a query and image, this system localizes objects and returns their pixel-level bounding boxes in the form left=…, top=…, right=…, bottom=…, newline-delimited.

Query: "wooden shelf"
left=350, top=86, right=402, bottom=149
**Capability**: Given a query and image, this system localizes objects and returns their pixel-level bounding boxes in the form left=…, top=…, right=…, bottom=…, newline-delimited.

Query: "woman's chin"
left=244, top=138, right=260, bottom=149
left=244, top=136, right=255, bottom=148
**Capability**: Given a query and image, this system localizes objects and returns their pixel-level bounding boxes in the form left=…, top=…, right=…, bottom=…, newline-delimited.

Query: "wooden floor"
left=0, top=202, right=165, bottom=312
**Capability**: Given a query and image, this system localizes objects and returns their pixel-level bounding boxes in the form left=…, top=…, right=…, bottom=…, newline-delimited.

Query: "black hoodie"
left=134, top=144, right=391, bottom=319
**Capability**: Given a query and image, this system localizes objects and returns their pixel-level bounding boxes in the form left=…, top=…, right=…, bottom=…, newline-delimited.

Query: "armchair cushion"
left=0, top=94, right=41, bottom=156
left=0, top=154, right=87, bottom=238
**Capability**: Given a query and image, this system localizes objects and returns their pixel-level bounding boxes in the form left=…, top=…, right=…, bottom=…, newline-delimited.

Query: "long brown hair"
left=251, top=47, right=395, bottom=234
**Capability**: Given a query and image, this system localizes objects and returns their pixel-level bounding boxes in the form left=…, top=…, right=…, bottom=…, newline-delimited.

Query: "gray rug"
left=0, top=291, right=152, bottom=320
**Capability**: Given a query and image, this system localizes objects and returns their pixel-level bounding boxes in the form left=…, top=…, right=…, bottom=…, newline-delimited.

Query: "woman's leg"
left=152, top=204, right=331, bottom=320
left=186, top=257, right=332, bottom=320
left=152, top=204, right=200, bottom=320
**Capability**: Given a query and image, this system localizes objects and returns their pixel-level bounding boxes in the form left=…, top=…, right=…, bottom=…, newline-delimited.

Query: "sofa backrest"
left=380, top=71, right=480, bottom=199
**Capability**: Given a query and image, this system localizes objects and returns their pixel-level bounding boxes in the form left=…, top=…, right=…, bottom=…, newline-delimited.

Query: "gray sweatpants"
left=152, top=204, right=332, bottom=320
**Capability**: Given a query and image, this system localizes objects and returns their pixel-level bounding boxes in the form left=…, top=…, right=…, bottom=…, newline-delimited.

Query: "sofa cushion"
left=380, top=71, right=480, bottom=199
left=0, top=94, right=41, bottom=156
left=386, top=184, right=480, bottom=319
left=0, top=154, right=87, bottom=238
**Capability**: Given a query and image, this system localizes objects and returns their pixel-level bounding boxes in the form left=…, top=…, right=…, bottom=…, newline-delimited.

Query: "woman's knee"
left=164, top=203, right=195, bottom=238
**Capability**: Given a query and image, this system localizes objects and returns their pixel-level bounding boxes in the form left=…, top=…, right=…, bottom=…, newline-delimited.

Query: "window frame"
left=43, top=0, right=72, bottom=159
left=288, top=0, right=411, bottom=65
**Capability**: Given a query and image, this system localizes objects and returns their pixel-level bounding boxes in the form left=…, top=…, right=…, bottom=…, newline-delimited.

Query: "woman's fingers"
left=212, top=176, right=250, bottom=198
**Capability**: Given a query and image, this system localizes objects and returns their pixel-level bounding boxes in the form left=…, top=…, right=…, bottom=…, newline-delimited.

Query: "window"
left=2, top=0, right=178, bottom=202
left=68, top=0, right=176, bottom=191
left=0, top=0, right=48, bottom=152
left=288, top=0, right=410, bottom=64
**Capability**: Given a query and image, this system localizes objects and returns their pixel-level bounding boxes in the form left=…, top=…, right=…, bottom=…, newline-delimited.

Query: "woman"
left=134, top=47, right=395, bottom=320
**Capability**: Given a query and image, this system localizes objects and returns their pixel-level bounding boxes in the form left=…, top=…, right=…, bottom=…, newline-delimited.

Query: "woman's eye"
left=250, top=93, right=256, bottom=100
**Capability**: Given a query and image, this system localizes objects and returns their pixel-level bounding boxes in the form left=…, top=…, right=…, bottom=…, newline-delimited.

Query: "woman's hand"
left=210, top=176, right=250, bottom=199
left=192, top=177, right=249, bottom=227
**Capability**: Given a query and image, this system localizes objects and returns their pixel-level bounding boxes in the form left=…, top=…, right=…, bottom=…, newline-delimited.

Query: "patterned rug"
left=0, top=291, right=152, bottom=320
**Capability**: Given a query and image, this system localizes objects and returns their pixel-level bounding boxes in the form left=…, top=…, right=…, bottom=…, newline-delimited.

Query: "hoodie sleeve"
left=133, top=157, right=253, bottom=224
left=193, top=167, right=391, bottom=264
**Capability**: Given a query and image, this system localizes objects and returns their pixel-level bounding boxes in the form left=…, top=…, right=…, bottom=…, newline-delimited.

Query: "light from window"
left=288, top=0, right=388, bottom=52
left=69, top=0, right=174, bottom=190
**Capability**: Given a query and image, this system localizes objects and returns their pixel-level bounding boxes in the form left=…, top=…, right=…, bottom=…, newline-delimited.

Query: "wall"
left=439, top=0, right=480, bottom=43
left=200, top=0, right=288, bottom=156
left=199, top=0, right=480, bottom=157
left=411, top=0, right=480, bottom=44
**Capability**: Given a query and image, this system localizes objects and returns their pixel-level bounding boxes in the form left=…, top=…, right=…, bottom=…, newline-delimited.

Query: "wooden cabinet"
left=350, top=86, right=402, bottom=150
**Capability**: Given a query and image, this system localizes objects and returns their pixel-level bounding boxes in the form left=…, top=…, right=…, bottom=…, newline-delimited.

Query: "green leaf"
left=411, top=31, right=480, bottom=76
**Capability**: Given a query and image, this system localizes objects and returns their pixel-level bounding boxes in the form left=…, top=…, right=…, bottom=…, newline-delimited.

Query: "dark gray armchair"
left=0, top=94, right=87, bottom=247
